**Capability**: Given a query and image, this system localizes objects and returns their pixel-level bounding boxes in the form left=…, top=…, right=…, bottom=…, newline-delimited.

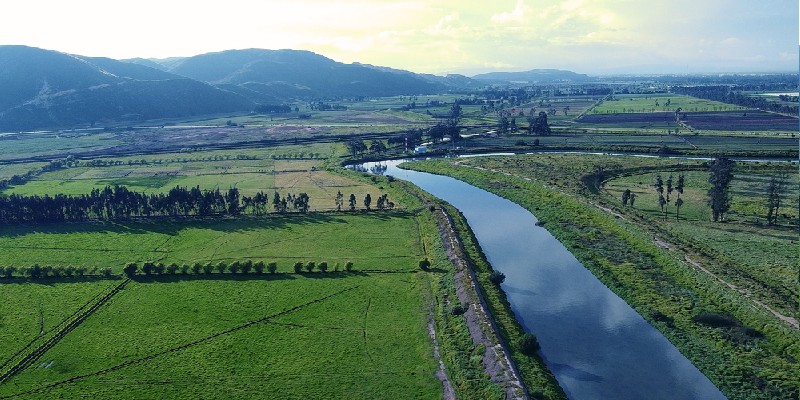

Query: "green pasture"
left=592, top=94, right=745, bottom=114
left=605, top=169, right=799, bottom=225
left=0, top=274, right=439, bottom=399
left=0, top=213, right=423, bottom=272
left=0, top=163, right=46, bottom=180
left=4, top=157, right=390, bottom=212
left=0, top=132, right=121, bottom=161
left=0, top=280, right=121, bottom=364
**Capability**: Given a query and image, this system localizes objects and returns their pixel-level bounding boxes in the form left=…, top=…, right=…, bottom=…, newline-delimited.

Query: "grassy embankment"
left=405, top=154, right=798, bottom=400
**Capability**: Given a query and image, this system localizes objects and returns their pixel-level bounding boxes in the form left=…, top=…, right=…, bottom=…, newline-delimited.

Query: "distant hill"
left=0, top=46, right=253, bottom=131
left=169, top=49, right=445, bottom=98
left=353, top=62, right=482, bottom=89
left=472, top=69, right=591, bottom=83
left=122, top=57, right=171, bottom=71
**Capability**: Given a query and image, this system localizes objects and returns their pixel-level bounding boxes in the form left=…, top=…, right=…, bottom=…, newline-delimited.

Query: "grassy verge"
left=406, top=158, right=799, bottom=400
left=440, top=202, right=567, bottom=400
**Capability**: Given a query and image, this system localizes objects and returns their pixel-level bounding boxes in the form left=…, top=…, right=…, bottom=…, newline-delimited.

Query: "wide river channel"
left=359, top=159, right=726, bottom=400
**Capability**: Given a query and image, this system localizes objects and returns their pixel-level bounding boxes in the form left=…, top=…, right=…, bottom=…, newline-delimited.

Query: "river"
left=359, top=159, right=726, bottom=400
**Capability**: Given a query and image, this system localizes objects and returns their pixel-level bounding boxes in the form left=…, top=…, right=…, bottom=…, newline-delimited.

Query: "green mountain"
left=0, top=46, right=467, bottom=131
left=168, top=49, right=445, bottom=98
left=0, top=46, right=253, bottom=131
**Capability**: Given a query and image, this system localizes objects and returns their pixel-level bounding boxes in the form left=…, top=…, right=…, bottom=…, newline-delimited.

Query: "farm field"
left=575, top=111, right=681, bottom=130
left=591, top=93, right=745, bottom=114
left=3, top=155, right=388, bottom=212
left=0, top=274, right=440, bottom=399
left=0, top=213, right=422, bottom=272
left=681, top=110, right=799, bottom=132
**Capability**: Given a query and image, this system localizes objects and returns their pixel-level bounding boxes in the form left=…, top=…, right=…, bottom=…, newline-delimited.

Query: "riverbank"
left=404, top=158, right=798, bottom=400
left=339, top=167, right=566, bottom=399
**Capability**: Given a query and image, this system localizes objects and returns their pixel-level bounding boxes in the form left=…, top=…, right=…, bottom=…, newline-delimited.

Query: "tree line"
left=0, top=260, right=357, bottom=280
left=0, top=185, right=255, bottom=223
left=0, top=183, right=396, bottom=224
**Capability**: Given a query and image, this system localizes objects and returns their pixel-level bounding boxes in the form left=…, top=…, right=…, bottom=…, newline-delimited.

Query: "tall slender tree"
left=707, top=157, right=735, bottom=222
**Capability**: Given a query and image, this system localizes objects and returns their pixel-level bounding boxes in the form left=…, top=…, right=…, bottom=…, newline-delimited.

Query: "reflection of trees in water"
left=370, top=164, right=387, bottom=175
left=349, top=163, right=386, bottom=175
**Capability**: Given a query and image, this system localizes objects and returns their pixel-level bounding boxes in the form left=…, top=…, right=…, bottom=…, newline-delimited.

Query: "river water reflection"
left=360, top=159, right=726, bottom=400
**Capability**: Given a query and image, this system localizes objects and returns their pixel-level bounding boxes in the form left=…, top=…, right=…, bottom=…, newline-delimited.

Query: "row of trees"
left=0, top=260, right=360, bottom=280
left=0, top=185, right=258, bottom=223
left=0, top=265, right=113, bottom=279
left=0, top=184, right=327, bottom=223
left=124, top=260, right=355, bottom=277
left=334, top=191, right=393, bottom=211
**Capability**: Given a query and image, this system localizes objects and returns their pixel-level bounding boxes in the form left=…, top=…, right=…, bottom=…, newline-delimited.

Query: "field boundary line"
left=0, top=286, right=108, bottom=373
left=0, top=278, right=131, bottom=384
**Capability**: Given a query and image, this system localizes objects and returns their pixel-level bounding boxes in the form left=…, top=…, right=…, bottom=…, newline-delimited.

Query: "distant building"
left=414, top=145, right=427, bottom=154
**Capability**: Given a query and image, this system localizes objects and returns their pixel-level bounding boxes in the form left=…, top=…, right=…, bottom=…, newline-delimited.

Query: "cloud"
left=491, top=0, right=529, bottom=23
left=1, top=0, right=797, bottom=74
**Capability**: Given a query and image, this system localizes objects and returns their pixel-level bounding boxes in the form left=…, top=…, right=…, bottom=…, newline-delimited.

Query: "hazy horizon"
left=2, top=0, right=798, bottom=76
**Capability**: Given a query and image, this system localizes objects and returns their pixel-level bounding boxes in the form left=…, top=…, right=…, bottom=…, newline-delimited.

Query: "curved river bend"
left=362, top=160, right=726, bottom=400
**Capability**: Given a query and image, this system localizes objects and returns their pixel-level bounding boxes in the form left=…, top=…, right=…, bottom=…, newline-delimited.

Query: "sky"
left=1, top=0, right=797, bottom=75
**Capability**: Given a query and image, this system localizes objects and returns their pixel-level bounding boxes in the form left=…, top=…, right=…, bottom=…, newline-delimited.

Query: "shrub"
left=519, top=333, right=540, bottom=355
left=345, top=261, right=354, bottom=272
left=450, top=304, right=466, bottom=315
left=75, top=266, right=86, bottom=277
left=216, top=262, right=227, bottom=274
left=181, top=264, right=191, bottom=274
left=267, top=262, right=278, bottom=274
left=166, top=263, right=179, bottom=274
left=419, top=258, right=431, bottom=270
left=305, top=262, right=316, bottom=273
left=155, top=263, right=166, bottom=274
left=203, top=263, right=214, bottom=274
left=253, top=261, right=265, bottom=274
left=123, top=263, right=138, bottom=277
left=488, top=270, right=506, bottom=284
left=318, top=262, right=328, bottom=273
left=101, top=267, right=113, bottom=278
left=64, top=266, right=76, bottom=277
left=141, top=262, right=154, bottom=275
left=293, top=262, right=304, bottom=274
left=241, top=260, right=253, bottom=274
left=228, top=261, right=241, bottom=274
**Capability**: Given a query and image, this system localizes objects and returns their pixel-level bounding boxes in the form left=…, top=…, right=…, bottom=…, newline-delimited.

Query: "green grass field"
left=592, top=94, right=745, bottom=114
left=0, top=213, right=423, bottom=272
left=4, top=157, right=390, bottom=212
left=0, top=275, right=439, bottom=399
